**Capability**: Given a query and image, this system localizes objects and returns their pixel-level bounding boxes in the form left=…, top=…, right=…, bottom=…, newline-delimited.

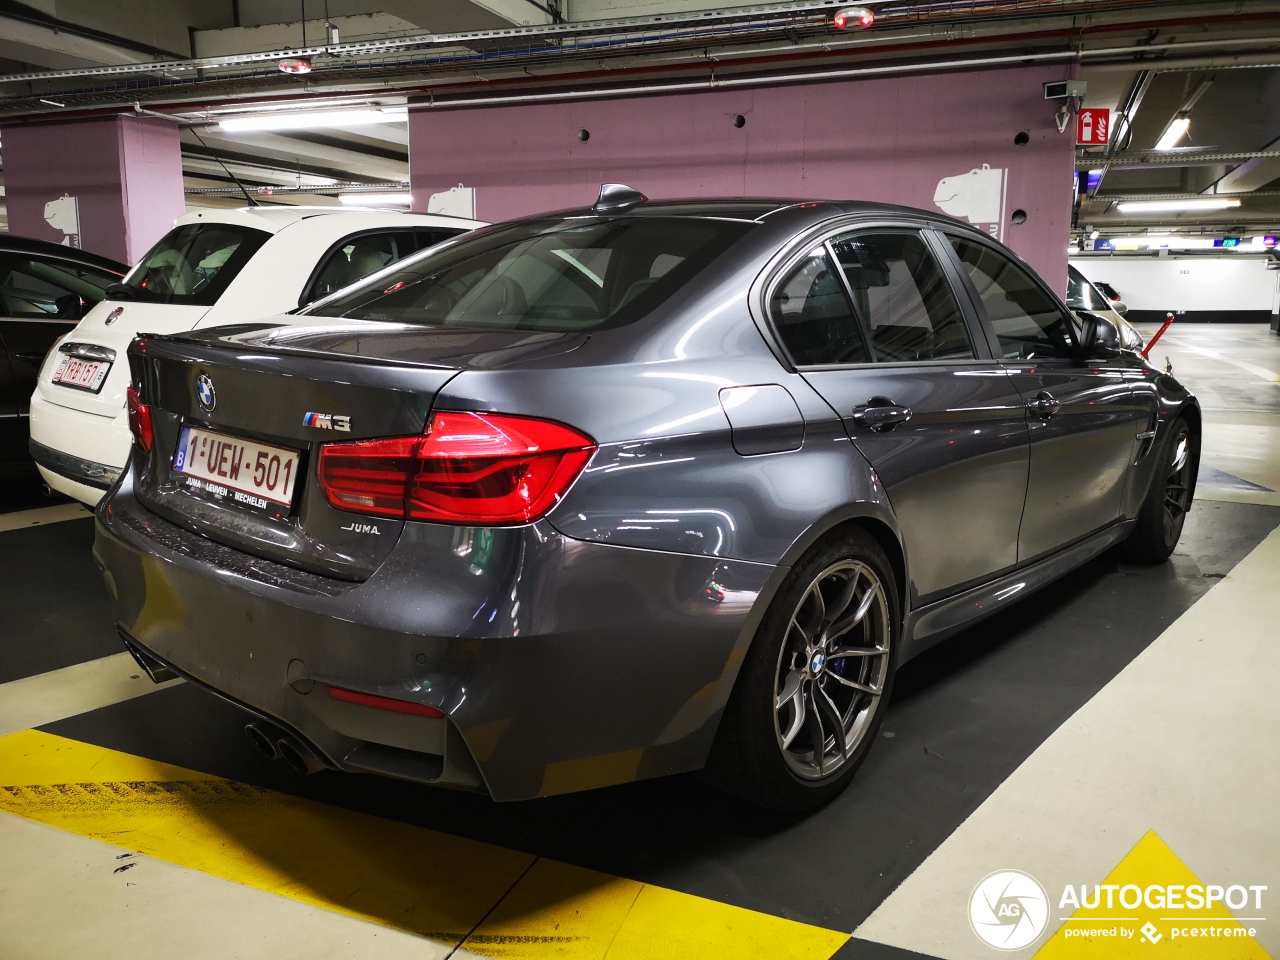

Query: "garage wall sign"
left=933, top=165, right=1008, bottom=242
left=1077, top=109, right=1110, bottom=146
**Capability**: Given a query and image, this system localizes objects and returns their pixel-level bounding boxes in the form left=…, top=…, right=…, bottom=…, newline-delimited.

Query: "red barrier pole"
left=1142, top=313, right=1175, bottom=359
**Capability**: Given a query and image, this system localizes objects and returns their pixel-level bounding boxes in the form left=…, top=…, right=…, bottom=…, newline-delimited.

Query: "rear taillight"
left=126, top=385, right=153, bottom=453
left=318, top=411, right=595, bottom=525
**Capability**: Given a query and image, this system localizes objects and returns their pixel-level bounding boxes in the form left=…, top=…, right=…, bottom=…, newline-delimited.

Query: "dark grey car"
left=95, top=190, right=1200, bottom=811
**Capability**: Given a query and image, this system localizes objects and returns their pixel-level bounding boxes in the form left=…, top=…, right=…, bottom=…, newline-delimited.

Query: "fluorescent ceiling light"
left=1154, top=116, right=1191, bottom=150
left=219, top=108, right=407, bottom=132
left=1115, top=198, right=1241, bottom=214
left=338, top=193, right=412, bottom=206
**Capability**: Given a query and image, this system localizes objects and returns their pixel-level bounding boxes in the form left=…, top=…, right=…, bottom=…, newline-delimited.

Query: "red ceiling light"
left=833, top=5, right=875, bottom=29
left=277, top=56, right=313, bottom=75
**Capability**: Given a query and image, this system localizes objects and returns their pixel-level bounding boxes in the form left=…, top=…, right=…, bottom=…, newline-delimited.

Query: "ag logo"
left=195, top=373, right=216, bottom=412
left=969, top=870, right=1049, bottom=951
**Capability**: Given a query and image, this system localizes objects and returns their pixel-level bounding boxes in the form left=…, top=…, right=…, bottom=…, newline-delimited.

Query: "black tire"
left=706, top=528, right=900, bottom=812
left=1121, top=416, right=1198, bottom=564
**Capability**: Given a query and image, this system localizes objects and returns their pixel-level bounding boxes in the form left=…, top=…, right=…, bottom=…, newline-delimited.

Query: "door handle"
left=852, top=398, right=913, bottom=432
left=1027, top=391, right=1060, bottom=420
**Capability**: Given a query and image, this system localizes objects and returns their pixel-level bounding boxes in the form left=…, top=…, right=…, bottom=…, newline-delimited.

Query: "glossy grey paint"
left=98, top=471, right=774, bottom=800
left=97, top=199, right=1200, bottom=799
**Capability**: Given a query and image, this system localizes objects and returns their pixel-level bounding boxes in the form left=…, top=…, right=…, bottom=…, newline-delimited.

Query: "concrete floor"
left=1, top=323, right=1278, bottom=960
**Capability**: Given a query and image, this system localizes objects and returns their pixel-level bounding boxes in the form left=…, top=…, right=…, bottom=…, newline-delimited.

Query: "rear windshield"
left=307, top=217, right=754, bottom=332
left=115, top=223, right=270, bottom=306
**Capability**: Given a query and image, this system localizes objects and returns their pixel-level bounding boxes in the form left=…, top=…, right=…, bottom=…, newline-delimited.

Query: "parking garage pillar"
left=0, top=115, right=184, bottom=265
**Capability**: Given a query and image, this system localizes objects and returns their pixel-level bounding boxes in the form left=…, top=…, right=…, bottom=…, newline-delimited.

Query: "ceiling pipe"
left=0, top=0, right=849, bottom=84
left=6, top=13, right=1280, bottom=121
left=1, top=0, right=1275, bottom=91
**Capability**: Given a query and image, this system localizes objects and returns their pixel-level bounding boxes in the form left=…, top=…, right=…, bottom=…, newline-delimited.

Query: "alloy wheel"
left=1163, top=425, right=1193, bottom=545
left=773, top=560, right=891, bottom=780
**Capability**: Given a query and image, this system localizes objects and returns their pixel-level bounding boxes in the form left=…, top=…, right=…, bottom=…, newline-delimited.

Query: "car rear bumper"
left=30, top=438, right=119, bottom=490
left=95, top=473, right=777, bottom=800
left=29, top=391, right=128, bottom=504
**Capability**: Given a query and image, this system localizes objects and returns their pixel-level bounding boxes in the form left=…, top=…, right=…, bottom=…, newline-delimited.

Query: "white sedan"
left=29, top=206, right=485, bottom=504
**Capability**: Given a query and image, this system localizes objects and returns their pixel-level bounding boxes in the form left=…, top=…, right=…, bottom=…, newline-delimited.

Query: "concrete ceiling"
left=0, top=0, right=1278, bottom=238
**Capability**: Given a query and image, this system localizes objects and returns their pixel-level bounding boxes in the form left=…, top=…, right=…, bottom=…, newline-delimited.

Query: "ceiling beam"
left=464, top=0, right=556, bottom=26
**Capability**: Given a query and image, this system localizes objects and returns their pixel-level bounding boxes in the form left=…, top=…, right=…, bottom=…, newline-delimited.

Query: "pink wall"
left=1, top=116, right=185, bottom=265
left=409, top=65, right=1076, bottom=290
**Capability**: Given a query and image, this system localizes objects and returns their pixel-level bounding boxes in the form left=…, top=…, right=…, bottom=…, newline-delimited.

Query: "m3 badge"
left=303, top=412, right=351, bottom=432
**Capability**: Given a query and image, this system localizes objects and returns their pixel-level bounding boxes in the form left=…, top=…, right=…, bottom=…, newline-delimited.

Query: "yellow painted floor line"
left=0, top=652, right=182, bottom=738
left=0, top=501, right=90, bottom=533
left=0, top=729, right=849, bottom=960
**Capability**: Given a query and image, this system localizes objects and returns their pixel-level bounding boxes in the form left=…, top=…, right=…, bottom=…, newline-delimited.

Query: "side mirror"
left=1113, top=301, right=1129, bottom=317
left=1075, top=311, right=1120, bottom=357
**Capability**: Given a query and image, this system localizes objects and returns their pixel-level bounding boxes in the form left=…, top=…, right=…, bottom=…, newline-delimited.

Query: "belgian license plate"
left=173, top=425, right=300, bottom=510
left=52, top=355, right=111, bottom=393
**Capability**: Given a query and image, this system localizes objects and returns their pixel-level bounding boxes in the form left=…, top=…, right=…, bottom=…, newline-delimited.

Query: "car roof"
left=550, top=197, right=971, bottom=231
left=175, top=206, right=486, bottom=235
left=0, top=234, right=128, bottom=273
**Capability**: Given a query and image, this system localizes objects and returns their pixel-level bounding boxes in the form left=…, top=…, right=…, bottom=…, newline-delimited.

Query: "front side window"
left=0, top=255, right=119, bottom=319
left=309, top=217, right=752, bottom=332
left=949, top=236, right=1074, bottom=359
left=770, top=250, right=869, bottom=365
left=831, top=231, right=973, bottom=362
left=118, top=224, right=270, bottom=306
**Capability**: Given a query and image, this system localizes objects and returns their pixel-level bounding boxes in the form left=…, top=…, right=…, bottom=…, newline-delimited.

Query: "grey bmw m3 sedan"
left=96, top=187, right=1201, bottom=811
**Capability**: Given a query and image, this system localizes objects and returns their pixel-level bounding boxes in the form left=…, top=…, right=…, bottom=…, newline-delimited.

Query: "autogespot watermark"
left=969, top=870, right=1050, bottom=951
left=968, top=871, right=1268, bottom=950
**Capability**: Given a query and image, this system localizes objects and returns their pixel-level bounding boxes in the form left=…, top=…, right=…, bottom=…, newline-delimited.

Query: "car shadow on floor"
left=38, top=501, right=1280, bottom=931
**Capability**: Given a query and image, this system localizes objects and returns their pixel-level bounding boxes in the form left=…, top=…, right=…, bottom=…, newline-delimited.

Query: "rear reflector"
left=326, top=685, right=445, bottom=718
left=126, top=385, right=153, bottom=453
left=318, top=411, right=595, bottom=525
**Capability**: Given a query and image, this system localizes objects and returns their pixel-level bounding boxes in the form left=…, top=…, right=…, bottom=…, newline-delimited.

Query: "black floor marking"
left=1199, top=465, right=1274, bottom=492
left=831, top=939, right=945, bottom=960
left=36, top=500, right=1280, bottom=934
left=0, top=505, right=118, bottom=684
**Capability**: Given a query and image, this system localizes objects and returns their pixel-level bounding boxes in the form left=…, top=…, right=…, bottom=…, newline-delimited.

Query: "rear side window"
left=1066, top=267, right=1108, bottom=313
left=949, top=236, right=1074, bottom=359
left=0, top=254, right=119, bottom=319
left=118, top=224, right=270, bottom=306
left=415, top=227, right=466, bottom=251
left=304, top=231, right=414, bottom=303
left=770, top=251, right=869, bottom=365
left=831, top=231, right=973, bottom=362
left=310, top=217, right=752, bottom=332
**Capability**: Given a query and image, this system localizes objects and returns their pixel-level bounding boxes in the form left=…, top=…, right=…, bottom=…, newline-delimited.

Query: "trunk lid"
left=36, top=300, right=208, bottom=417
left=127, top=320, right=585, bottom=580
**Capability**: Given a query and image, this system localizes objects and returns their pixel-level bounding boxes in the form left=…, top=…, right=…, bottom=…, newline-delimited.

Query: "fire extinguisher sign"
left=1077, top=108, right=1110, bottom=146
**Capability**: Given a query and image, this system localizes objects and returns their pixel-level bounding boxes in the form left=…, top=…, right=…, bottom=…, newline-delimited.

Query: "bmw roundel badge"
left=196, top=373, right=217, bottom=412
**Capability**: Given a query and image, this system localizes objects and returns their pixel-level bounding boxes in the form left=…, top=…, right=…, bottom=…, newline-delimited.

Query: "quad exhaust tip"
left=243, top=723, right=281, bottom=761
left=244, top=722, right=326, bottom=775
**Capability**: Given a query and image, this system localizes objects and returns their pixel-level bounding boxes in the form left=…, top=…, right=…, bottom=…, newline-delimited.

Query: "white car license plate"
left=52, top=355, right=111, bottom=393
left=173, top=426, right=300, bottom=509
